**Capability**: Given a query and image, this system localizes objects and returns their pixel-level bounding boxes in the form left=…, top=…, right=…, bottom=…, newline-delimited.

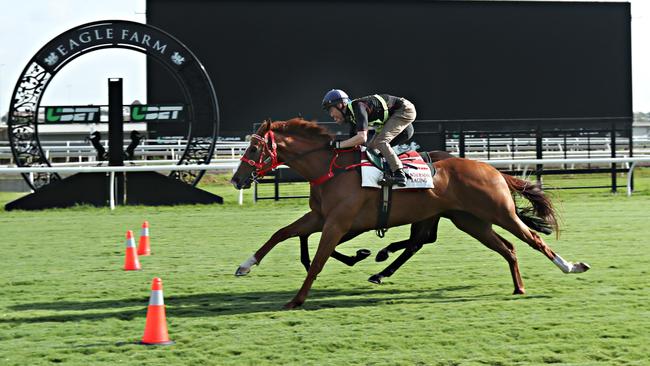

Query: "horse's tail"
left=501, top=173, right=559, bottom=236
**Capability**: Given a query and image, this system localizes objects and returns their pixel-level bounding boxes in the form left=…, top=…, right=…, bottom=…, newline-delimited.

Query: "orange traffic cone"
left=137, top=221, right=151, bottom=256
left=140, top=278, right=174, bottom=345
left=124, top=230, right=141, bottom=271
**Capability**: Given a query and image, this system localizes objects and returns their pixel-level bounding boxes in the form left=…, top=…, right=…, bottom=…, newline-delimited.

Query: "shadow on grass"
left=3, top=286, right=550, bottom=324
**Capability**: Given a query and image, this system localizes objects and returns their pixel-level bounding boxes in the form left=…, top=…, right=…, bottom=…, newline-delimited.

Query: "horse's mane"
left=269, top=118, right=332, bottom=142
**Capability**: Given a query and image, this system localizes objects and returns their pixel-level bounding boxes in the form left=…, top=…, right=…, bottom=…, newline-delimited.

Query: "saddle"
left=361, top=145, right=435, bottom=189
left=362, top=143, right=436, bottom=237
left=364, top=142, right=421, bottom=171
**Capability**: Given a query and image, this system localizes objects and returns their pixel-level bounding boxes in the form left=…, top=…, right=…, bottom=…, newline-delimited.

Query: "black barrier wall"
left=147, top=0, right=632, bottom=138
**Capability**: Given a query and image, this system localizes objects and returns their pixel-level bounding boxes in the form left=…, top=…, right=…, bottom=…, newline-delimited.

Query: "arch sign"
left=7, top=20, right=220, bottom=189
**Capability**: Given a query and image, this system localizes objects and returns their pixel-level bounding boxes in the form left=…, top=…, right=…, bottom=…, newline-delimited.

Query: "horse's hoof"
left=572, top=262, right=591, bottom=273
left=375, top=249, right=389, bottom=262
left=355, top=249, right=371, bottom=261
left=513, top=288, right=526, bottom=295
left=368, top=274, right=383, bottom=284
left=235, top=266, right=250, bottom=276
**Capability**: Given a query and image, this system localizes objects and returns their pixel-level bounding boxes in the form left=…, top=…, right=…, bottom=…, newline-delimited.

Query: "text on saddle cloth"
left=361, top=150, right=434, bottom=189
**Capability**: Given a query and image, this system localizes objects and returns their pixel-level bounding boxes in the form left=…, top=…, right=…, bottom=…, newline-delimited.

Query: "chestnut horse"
left=231, top=118, right=590, bottom=309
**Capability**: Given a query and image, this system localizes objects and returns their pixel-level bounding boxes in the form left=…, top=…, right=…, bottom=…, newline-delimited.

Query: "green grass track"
left=0, top=169, right=649, bottom=365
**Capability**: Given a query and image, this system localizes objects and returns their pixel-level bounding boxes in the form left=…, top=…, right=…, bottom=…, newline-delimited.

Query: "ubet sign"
left=42, top=105, right=185, bottom=123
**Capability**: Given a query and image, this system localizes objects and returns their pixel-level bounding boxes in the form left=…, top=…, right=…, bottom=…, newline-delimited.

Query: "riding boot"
left=392, top=168, right=407, bottom=187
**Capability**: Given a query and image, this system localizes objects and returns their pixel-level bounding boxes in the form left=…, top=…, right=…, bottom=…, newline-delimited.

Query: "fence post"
left=563, top=134, right=567, bottom=169
left=611, top=123, right=617, bottom=193
left=253, top=180, right=258, bottom=203
left=627, top=161, right=636, bottom=196
left=535, top=126, right=543, bottom=187
left=109, top=171, right=115, bottom=210
left=458, top=122, right=465, bottom=158
left=28, top=172, right=35, bottom=193
left=487, top=134, right=491, bottom=160
left=628, top=124, right=634, bottom=192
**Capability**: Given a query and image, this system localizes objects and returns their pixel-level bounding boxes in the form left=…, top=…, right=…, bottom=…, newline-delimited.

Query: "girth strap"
left=376, top=174, right=393, bottom=238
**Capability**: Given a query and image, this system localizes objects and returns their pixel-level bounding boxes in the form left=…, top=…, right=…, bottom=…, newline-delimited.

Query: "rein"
left=309, top=147, right=369, bottom=186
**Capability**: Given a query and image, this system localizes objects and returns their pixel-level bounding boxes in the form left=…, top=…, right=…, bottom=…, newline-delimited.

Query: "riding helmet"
left=322, top=89, right=350, bottom=109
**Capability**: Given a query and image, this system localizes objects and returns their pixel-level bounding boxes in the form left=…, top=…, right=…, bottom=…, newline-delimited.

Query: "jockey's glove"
left=328, top=140, right=342, bottom=149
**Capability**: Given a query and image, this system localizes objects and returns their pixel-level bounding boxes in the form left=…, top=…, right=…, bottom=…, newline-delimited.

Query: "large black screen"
left=147, top=0, right=632, bottom=137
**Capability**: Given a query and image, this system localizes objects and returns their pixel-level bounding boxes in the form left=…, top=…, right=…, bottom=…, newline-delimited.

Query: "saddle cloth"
left=360, top=150, right=434, bottom=189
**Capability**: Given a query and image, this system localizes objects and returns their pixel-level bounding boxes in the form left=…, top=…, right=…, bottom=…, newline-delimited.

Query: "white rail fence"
left=1, top=156, right=649, bottom=209
left=0, top=141, right=249, bottom=163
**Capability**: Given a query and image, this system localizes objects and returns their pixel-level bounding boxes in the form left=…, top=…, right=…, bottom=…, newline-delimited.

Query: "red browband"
left=239, top=130, right=282, bottom=178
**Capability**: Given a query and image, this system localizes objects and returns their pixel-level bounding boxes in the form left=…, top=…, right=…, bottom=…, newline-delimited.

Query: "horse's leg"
left=368, top=217, right=440, bottom=284
left=496, top=212, right=590, bottom=274
left=375, top=239, right=414, bottom=262
left=368, top=243, right=424, bottom=284
left=284, top=214, right=354, bottom=309
left=300, top=231, right=371, bottom=271
left=494, top=233, right=525, bottom=293
left=235, top=211, right=323, bottom=276
left=330, top=231, right=371, bottom=266
left=447, top=211, right=525, bottom=294
left=375, top=219, right=438, bottom=262
left=299, top=235, right=311, bottom=272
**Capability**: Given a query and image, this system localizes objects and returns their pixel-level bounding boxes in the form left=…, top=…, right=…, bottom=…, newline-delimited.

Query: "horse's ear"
left=258, top=119, right=272, bottom=134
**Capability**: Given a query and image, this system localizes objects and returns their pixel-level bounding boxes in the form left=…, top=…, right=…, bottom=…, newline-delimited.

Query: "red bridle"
left=240, top=129, right=365, bottom=185
left=239, top=130, right=282, bottom=178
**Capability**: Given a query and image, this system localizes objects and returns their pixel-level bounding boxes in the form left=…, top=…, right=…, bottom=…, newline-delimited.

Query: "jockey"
left=322, top=89, right=416, bottom=187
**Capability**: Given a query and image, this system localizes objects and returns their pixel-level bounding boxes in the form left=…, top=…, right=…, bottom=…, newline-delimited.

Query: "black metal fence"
left=253, top=117, right=634, bottom=201
left=254, top=167, right=309, bottom=201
